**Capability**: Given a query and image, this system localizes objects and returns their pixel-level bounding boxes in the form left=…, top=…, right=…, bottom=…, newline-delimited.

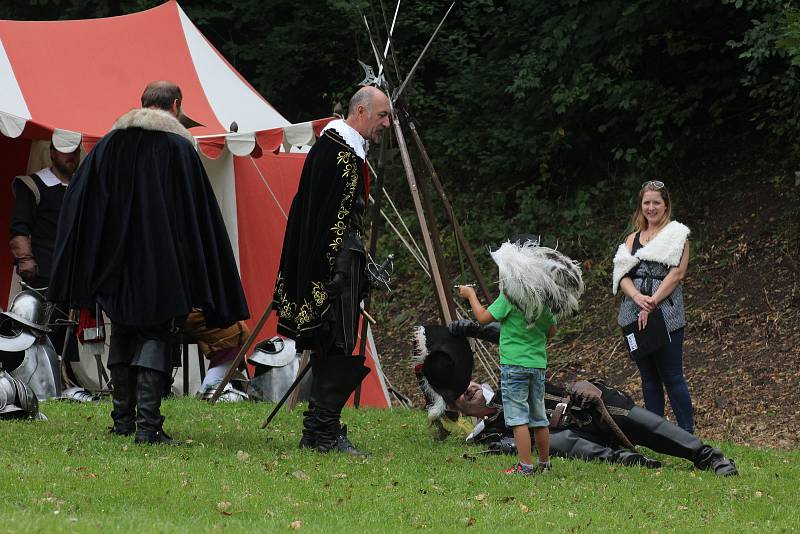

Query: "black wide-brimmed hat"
left=412, top=325, right=474, bottom=420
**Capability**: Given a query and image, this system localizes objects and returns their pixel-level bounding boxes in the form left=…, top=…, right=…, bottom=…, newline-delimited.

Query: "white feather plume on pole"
left=490, top=242, right=584, bottom=324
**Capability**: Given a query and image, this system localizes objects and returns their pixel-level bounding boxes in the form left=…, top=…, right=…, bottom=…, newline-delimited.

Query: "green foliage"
left=3, top=0, right=800, bottom=259
left=1, top=399, right=799, bottom=532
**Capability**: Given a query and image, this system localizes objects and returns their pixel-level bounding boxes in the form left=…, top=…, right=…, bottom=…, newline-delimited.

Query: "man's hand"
left=9, top=235, right=38, bottom=283
left=17, top=257, right=38, bottom=282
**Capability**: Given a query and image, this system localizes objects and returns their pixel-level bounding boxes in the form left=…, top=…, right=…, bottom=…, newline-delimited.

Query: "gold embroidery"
left=311, top=282, right=328, bottom=306
left=277, top=145, right=361, bottom=333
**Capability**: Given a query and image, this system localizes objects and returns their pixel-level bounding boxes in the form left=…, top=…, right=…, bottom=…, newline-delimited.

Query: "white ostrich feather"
left=490, top=242, right=584, bottom=324
left=411, top=326, right=446, bottom=420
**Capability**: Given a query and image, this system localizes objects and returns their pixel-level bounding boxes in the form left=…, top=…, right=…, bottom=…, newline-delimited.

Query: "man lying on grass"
left=412, top=321, right=737, bottom=476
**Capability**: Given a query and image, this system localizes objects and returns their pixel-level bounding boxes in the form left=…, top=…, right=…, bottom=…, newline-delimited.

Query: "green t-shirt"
left=487, top=293, right=555, bottom=368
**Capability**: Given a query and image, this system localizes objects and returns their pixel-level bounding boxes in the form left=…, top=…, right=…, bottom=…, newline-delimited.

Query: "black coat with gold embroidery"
left=272, top=129, right=365, bottom=347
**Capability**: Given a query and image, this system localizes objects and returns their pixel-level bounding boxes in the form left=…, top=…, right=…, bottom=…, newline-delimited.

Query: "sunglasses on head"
left=641, top=180, right=665, bottom=190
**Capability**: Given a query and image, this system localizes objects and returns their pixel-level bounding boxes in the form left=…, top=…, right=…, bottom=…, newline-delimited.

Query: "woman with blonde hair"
left=612, top=180, right=694, bottom=432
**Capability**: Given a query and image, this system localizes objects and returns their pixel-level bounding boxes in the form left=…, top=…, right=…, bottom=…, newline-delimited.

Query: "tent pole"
left=354, top=135, right=388, bottom=408
left=392, top=112, right=453, bottom=324
left=407, top=120, right=493, bottom=303
left=208, top=302, right=273, bottom=403
left=405, top=114, right=456, bottom=320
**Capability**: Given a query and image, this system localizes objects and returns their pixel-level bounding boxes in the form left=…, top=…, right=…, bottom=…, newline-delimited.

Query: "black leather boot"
left=299, top=401, right=319, bottom=449
left=551, top=429, right=659, bottom=468
left=107, top=327, right=138, bottom=436
left=616, top=406, right=702, bottom=460
left=134, top=367, right=179, bottom=445
left=309, top=355, right=370, bottom=456
left=109, top=364, right=137, bottom=436
left=693, top=445, right=738, bottom=476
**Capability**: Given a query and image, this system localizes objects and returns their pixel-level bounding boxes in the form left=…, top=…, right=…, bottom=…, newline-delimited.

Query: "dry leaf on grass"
left=236, top=450, right=250, bottom=462
left=290, top=520, right=303, bottom=529
left=292, top=470, right=310, bottom=480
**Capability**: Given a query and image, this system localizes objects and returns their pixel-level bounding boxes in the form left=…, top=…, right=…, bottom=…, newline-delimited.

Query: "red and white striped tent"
left=0, top=1, right=390, bottom=407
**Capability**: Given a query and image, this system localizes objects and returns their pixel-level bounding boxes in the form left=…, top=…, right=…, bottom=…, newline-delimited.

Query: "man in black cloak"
left=413, top=322, right=738, bottom=476
left=272, top=86, right=390, bottom=456
left=48, top=81, right=249, bottom=444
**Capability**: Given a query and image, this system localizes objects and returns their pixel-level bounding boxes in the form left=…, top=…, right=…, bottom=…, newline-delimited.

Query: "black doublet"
left=9, top=172, right=67, bottom=283
left=272, top=128, right=368, bottom=351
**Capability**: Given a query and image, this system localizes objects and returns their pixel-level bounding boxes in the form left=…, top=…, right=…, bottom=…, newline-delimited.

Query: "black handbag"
left=621, top=308, right=671, bottom=360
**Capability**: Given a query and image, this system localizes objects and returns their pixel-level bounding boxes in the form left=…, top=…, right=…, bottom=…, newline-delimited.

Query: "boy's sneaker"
left=503, top=462, right=536, bottom=475
left=537, top=461, right=552, bottom=473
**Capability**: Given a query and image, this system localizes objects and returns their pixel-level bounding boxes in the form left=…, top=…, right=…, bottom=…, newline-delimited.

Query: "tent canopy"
left=0, top=1, right=390, bottom=407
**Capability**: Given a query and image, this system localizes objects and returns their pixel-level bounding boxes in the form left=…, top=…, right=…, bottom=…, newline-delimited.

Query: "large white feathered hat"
left=490, top=234, right=584, bottom=324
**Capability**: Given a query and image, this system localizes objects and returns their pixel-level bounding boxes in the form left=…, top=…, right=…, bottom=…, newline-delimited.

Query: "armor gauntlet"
left=447, top=319, right=501, bottom=344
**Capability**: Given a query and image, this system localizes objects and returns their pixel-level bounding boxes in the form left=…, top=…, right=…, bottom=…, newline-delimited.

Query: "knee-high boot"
left=299, top=400, right=319, bottom=449
left=109, top=364, right=137, bottom=436
left=550, top=429, right=661, bottom=468
left=309, top=355, right=370, bottom=456
left=617, top=406, right=737, bottom=475
left=108, top=326, right=138, bottom=436
left=132, top=340, right=178, bottom=445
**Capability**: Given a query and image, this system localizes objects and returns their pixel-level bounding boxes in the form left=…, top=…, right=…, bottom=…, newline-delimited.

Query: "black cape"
left=48, top=114, right=249, bottom=328
left=272, top=129, right=365, bottom=343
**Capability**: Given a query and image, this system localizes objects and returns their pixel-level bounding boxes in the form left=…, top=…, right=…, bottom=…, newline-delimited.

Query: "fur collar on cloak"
left=48, top=107, right=248, bottom=328
left=111, top=107, right=196, bottom=144
left=612, top=220, right=690, bottom=294
left=272, top=128, right=365, bottom=345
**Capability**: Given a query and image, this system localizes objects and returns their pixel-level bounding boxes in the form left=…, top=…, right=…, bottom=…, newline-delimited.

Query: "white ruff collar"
left=35, top=167, right=67, bottom=187
left=612, top=220, right=690, bottom=294
left=322, top=119, right=368, bottom=160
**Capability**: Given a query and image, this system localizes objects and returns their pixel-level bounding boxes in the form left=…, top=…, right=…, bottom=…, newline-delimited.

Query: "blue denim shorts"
left=500, top=365, right=548, bottom=428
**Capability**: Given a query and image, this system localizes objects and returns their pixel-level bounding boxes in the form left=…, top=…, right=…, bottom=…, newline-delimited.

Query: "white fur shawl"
left=111, top=108, right=195, bottom=144
left=612, top=220, right=690, bottom=294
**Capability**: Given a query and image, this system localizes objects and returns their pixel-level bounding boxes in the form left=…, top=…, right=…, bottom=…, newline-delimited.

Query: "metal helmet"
left=248, top=336, right=296, bottom=368
left=0, top=370, right=40, bottom=418
left=1, top=291, right=52, bottom=333
left=0, top=315, right=38, bottom=352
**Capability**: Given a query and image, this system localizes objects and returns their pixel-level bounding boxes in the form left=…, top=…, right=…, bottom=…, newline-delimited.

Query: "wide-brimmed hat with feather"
left=411, top=325, right=474, bottom=420
left=490, top=236, right=584, bottom=324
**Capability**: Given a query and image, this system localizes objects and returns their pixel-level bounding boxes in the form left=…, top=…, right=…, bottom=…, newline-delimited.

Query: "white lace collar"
left=35, top=167, right=67, bottom=187
left=321, top=119, right=368, bottom=160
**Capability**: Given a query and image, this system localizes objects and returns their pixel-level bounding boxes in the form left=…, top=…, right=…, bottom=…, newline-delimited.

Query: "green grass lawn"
left=1, top=398, right=797, bottom=533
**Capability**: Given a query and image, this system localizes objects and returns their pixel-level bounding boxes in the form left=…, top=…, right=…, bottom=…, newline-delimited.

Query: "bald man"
left=272, top=86, right=391, bottom=456
left=50, top=80, right=248, bottom=445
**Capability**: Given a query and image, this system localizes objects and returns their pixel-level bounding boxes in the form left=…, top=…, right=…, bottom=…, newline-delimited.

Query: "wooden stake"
left=208, top=301, right=273, bottom=403
left=286, top=350, right=311, bottom=412
left=407, top=120, right=493, bottom=303
left=392, top=112, right=453, bottom=323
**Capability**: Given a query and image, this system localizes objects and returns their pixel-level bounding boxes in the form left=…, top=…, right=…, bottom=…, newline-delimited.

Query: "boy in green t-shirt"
left=458, top=285, right=556, bottom=475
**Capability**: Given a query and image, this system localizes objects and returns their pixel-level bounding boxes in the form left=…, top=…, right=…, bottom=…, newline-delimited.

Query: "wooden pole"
left=392, top=111, right=453, bottom=324
left=354, top=138, right=388, bottom=408
left=208, top=302, right=272, bottom=403
left=409, top=121, right=456, bottom=321
left=286, top=350, right=311, bottom=412
left=407, top=120, right=493, bottom=303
